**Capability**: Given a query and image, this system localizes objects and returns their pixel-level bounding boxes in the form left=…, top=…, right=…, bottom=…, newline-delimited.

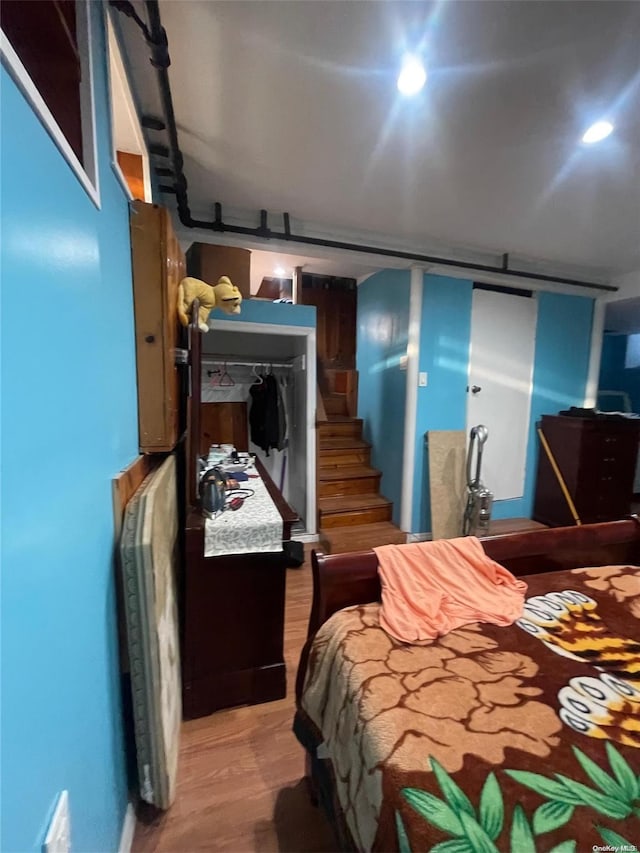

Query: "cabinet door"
left=130, top=202, right=184, bottom=452
left=199, top=402, right=248, bottom=454
left=186, top=243, right=251, bottom=300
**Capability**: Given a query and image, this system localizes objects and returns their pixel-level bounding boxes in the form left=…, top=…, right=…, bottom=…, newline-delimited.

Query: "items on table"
left=199, top=446, right=256, bottom=518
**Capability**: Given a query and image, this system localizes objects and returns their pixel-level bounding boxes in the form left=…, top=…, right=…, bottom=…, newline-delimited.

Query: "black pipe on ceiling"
left=112, top=0, right=617, bottom=294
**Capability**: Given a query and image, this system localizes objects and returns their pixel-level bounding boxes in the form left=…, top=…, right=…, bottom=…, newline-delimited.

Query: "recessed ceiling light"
left=274, top=265, right=286, bottom=277
left=581, top=120, right=614, bottom=144
left=397, top=55, right=427, bottom=96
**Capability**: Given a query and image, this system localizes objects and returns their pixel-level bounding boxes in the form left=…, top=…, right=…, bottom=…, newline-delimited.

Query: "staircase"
left=317, top=391, right=405, bottom=554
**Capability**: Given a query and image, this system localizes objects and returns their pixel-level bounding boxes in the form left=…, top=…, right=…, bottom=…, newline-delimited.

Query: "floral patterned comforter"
left=297, top=564, right=640, bottom=852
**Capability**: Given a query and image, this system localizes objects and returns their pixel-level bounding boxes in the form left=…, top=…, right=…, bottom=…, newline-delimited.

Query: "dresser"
left=533, top=414, right=640, bottom=527
left=182, top=459, right=298, bottom=719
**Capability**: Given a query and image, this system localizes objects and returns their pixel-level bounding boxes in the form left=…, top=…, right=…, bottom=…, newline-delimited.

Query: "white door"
left=466, top=288, right=537, bottom=500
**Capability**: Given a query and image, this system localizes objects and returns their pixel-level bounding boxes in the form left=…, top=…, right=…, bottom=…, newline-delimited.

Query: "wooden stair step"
left=318, top=418, right=363, bottom=438
left=318, top=465, right=381, bottom=498
left=319, top=436, right=369, bottom=451
left=323, top=393, right=348, bottom=416
left=318, top=464, right=380, bottom=481
left=318, top=493, right=393, bottom=528
left=319, top=522, right=406, bottom=554
left=319, top=493, right=389, bottom=511
left=318, top=439, right=371, bottom=471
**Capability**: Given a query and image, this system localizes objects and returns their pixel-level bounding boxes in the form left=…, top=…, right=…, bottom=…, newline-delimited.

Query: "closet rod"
left=202, top=358, right=294, bottom=369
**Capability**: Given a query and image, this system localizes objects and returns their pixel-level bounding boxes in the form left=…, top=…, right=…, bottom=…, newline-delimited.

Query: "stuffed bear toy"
left=177, top=276, right=243, bottom=332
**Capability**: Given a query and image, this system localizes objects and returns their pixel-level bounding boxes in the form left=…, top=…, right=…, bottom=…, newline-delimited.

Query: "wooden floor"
left=132, top=549, right=335, bottom=853
left=487, top=517, right=547, bottom=536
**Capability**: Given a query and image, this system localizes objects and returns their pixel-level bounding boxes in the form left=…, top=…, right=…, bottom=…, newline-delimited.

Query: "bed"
left=294, top=518, right=640, bottom=852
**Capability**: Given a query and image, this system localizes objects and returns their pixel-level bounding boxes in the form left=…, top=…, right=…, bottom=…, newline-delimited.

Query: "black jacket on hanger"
left=249, top=374, right=281, bottom=455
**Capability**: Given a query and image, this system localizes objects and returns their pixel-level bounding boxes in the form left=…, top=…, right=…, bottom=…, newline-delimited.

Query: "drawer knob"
left=145, top=334, right=156, bottom=344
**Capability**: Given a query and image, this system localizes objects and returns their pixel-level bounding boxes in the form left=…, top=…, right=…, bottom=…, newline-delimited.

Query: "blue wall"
left=598, top=333, right=640, bottom=413
left=491, top=292, right=593, bottom=520
left=410, top=282, right=593, bottom=531
left=357, top=270, right=410, bottom=524
left=412, top=275, right=473, bottom=532
left=1, top=7, right=138, bottom=851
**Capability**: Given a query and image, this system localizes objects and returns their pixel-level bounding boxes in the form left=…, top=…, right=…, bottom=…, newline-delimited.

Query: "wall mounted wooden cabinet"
left=186, top=242, right=251, bottom=300
left=129, top=201, right=185, bottom=452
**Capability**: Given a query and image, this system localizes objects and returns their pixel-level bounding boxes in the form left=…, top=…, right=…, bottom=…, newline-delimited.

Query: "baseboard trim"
left=119, top=802, right=136, bottom=853
left=293, top=532, right=320, bottom=544
left=407, top=532, right=432, bottom=543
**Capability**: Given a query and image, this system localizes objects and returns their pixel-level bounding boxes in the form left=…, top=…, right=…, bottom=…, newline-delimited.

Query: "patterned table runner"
left=204, top=463, right=284, bottom=557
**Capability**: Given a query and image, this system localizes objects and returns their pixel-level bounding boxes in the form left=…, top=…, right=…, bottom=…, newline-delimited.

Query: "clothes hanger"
left=251, top=364, right=263, bottom=385
left=219, top=362, right=235, bottom=387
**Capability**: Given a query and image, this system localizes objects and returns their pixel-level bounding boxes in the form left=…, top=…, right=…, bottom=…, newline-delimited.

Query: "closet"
left=200, top=326, right=314, bottom=533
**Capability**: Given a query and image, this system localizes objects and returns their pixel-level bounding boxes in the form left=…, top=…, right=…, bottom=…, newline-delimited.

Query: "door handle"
left=470, top=385, right=482, bottom=394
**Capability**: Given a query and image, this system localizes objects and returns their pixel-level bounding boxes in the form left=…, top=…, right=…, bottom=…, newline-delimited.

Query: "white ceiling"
left=118, top=1, right=640, bottom=278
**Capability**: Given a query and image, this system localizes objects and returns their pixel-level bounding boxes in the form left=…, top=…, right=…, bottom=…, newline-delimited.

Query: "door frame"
left=209, top=319, right=317, bottom=535
left=400, top=266, right=424, bottom=532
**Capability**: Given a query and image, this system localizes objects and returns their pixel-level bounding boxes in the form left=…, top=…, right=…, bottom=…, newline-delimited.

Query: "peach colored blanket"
left=374, top=536, right=527, bottom=642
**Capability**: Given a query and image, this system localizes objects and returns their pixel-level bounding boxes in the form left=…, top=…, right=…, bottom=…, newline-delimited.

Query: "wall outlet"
left=419, top=372, right=428, bottom=387
left=44, top=791, right=70, bottom=853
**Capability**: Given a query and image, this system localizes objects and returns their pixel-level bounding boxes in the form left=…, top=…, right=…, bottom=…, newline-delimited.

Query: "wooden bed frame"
left=294, top=517, right=640, bottom=850
left=295, top=517, right=640, bottom=702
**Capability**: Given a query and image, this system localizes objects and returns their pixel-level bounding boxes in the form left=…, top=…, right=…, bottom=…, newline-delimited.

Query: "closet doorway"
left=204, top=319, right=317, bottom=534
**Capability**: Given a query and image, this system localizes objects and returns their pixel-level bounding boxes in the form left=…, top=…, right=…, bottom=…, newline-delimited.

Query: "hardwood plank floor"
left=487, top=517, right=547, bottom=536
left=132, top=548, right=334, bottom=853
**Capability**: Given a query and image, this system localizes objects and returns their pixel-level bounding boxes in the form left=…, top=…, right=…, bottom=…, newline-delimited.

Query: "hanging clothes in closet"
left=249, top=372, right=287, bottom=456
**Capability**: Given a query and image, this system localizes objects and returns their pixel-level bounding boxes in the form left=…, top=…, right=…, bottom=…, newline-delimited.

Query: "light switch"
left=419, top=372, right=428, bottom=387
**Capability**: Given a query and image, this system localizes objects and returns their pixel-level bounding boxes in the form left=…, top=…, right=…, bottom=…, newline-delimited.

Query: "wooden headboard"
left=296, top=518, right=640, bottom=702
